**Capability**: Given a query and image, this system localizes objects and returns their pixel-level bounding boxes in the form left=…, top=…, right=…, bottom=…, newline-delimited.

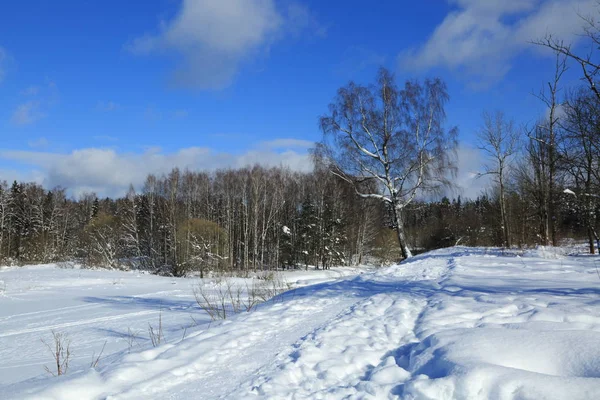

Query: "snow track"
left=228, top=295, right=426, bottom=399
left=0, top=310, right=160, bottom=338
left=224, top=254, right=448, bottom=399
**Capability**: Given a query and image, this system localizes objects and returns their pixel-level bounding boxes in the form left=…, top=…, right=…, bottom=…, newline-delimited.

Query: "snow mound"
left=402, top=328, right=600, bottom=399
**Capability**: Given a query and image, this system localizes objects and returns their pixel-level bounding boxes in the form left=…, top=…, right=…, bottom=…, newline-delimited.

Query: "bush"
left=41, top=330, right=71, bottom=377
left=193, top=275, right=289, bottom=321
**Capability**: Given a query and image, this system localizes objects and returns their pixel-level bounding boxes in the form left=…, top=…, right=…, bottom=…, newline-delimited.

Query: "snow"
left=0, top=264, right=364, bottom=388
left=3, top=247, right=600, bottom=399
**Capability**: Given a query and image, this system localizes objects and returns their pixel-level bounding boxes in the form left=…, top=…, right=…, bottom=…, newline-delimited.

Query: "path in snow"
left=225, top=255, right=447, bottom=399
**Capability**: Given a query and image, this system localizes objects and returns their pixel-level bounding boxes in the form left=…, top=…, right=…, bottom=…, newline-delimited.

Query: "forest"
left=0, top=136, right=597, bottom=276
left=2, top=19, right=600, bottom=275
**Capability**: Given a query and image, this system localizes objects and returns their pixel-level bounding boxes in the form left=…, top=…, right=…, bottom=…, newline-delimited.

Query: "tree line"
left=0, top=150, right=597, bottom=276
left=0, top=166, right=389, bottom=274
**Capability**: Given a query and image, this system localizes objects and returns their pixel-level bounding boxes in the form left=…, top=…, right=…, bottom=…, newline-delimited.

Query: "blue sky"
left=0, top=0, right=597, bottom=197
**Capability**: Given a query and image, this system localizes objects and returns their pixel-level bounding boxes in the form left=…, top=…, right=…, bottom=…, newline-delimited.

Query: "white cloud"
left=11, top=101, right=47, bottom=125
left=0, top=140, right=491, bottom=199
left=400, top=0, right=598, bottom=86
left=451, top=144, right=492, bottom=199
left=128, top=0, right=320, bottom=89
left=0, top=141, right=313, bottom=197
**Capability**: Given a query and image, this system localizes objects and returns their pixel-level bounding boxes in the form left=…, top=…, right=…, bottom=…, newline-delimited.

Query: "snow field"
left=0, top=264, right=364, bottom=390
left=0, top=265, right=198, bottom=386
left=3, top=247, right=600, bottom=399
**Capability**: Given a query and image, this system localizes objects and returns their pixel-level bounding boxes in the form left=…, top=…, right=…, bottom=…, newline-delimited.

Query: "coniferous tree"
left=297, top=197, right=319, bottom=269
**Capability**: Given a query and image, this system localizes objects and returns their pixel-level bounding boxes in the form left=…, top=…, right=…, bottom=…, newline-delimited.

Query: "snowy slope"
left=3, top=247, right=600, bottom=399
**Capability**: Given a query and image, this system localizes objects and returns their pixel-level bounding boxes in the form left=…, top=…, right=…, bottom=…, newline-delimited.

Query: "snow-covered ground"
left=3, top=247, right=600, bottom=399
left=0, top=264, right=364, bottom=388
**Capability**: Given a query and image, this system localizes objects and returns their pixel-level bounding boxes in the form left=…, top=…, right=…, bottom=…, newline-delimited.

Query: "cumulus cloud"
left=0, top=140, right=314, bottom=197
left=128, top=0, right=320, bottom=89
left=400, top=0, right=598, bottom=86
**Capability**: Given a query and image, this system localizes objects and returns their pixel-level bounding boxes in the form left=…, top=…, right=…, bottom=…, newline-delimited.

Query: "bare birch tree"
left=318, top=67, right=457, bottom=259
left=534, top=54, right=567, bottom=245
left=518, top=55, right=567, bottom=246
left=477, top=111, right=520, bottom=248
left=119, top=185, right=141, bottom=261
